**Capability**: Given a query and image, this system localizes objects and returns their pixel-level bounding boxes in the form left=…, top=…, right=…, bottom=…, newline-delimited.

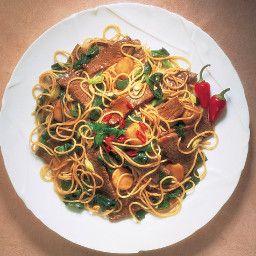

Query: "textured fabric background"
left=0, top=1, right=255, bottom=255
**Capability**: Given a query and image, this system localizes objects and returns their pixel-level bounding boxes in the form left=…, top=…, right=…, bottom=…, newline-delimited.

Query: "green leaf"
left=145, top=73, right=164, bottom=100
left=51, top=63, right=63, bottom=71
left=116, top=79, right=129, bottom=90
left=89, top=109, right=101, bottom=121
left=73, top=45, right=100, bottom=70
left=61, top=180, right=72, bottom=190
left=135, top=209, right=147, bottom=221
left=56, top=142, right=73, bottom=152
left=40, top=131, right=50, bottom=145
left=133, top=152, right=148, bottom=164
left=151, top=48, right=170, bottom=57
left=64, top=202, right=84, bottom=211
left=173, top=121, right=185, bottom=138
left=93, top=132, right=105, bottom=148
left=150, top=98, right=165, bottom=107
left=70, top=103, right=79, bottom=117
left=87, top=74, right=104, bottom=84
left=89, top=194, right=116, bottom=212
left=143, top=61, right=152, bottom=75
left=162, top=59, right=173, bottom=68
left=125, top=114, right=142, bottom=127
left=58, top=87, right=66, bottom=99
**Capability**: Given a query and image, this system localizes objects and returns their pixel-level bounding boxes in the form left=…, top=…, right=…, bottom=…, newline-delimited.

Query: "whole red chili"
left=117, top=135, right=127, bottom=143
left=136, top=130, right=146, bottom=144
left=126, top=101, right=134, bottom=110
left=139, top=122, right=148, bottom=132
left=209, top=88, right=230, bottom=123
left=126, top=150, right=138, bottom=157
left=105, top=145, right=112, bottom=153
left=194, top=64, right=211, bottom=108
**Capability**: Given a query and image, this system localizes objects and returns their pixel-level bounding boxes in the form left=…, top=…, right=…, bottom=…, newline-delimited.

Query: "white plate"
left=0, top=3, right=250, bottom=253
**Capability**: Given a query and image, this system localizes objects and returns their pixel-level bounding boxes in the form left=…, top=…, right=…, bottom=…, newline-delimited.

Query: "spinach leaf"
left=173, top=121, right=185, bottom=138
left=133, top=152, right=148, bottom=164
left=89, top=110, right=101, bottom=121
left=51, top=63, right=63, bottom=71
left=151, top=48, right=170, bottom=57
left=89, top=194, right=116, bottom=212
left=143, top=61, right=152, bottom=75
left=56, top=142, right=73, bottom=152
left=93, top=132, right=105, bottom=148
left=116, top=79, right=129, bottom=90
left=58, top=87, right=66, bottom=99
left=87, top=74, right=104, bottom=84
left=162, top=59, right=173, bottom=68
left=61, top=180, right=72, bottom=190
left=150, top=98, right=165, bottom=107
left=73, top=45, right=100, bottom=70
left=64, top=202, right=84, bottom=211
left=135, top=209, right=147, bottom=221
left=87, top=122, right=125, bottom=137
left=70, top=102, right=79, bottom=117
left=145, top=73, right=164, bottom=100
left=158, top=188, right=183, bottom=209
left=40, top=131, right=50, bottom=145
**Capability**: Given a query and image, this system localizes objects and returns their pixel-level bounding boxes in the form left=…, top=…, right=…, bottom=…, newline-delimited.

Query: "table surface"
left=0, top=1, right=255, bottom=255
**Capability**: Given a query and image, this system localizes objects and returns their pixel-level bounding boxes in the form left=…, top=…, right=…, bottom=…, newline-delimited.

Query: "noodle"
left=31, top=25, right=219, bottom=222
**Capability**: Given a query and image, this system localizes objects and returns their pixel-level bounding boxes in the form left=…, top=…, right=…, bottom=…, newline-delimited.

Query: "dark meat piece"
left=35, top=147, right=53, bottom=164
left=157, top=97, right=185, bottom=120
left=177, top=71, right=197, bottom=84
left=159, top=133, right=195, bottom=173
left=87, top=150, right=117, bottom=199
left=159, top=110, right=213, bottom=173
left=57, top=70, right=77, bottom=87
left=182, top=106, right=201, bottom=125
left=85, top=37, right=135, bottom=76
left=108, top=198, right=140, bottom=222
left=68, top=80, right=90, bottom=107
left=104, top=86, right=154, bottom=121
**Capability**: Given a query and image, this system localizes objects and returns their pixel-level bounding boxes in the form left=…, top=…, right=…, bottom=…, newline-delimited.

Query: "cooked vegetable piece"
left=173, top=121, right=185, bottom=138
left=116, top=79, right=129, bottom=90
left=135, top=209, right=147, bottom=221
left=143, top=61, right=152, bottom=75
left=73, top=45, right=100, bottom=70
left=133, top=152, right=148, bottom=164
left=162, top=163, right=185, bottom=182
left=65, top=202, right=84, bottom=211
left=112, top=168, right=134, bottom=190
left=145, top=73, right=163, bottom=99
left=115, top=57, right=134, bottom=75
left=89, top=194, right=117, bottom=212
left=151, top=48, right=170, bottom=57
left=162, top=59, right=173, bottom=68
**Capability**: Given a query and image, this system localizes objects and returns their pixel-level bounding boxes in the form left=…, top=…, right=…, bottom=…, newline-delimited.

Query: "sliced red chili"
left=105, top=145, right=112, bottom=153
left=104, top=135, right=115, bottom=144
left=126, top=150, right=138, bottom=157
left=139, top=122, right=148, bottom=132
left=118, top=117, right=125, bottom=128
left=136, top=130, right=146, bottom=144
left=117, top=135, right=127, bottom=143
left=126, top=101, right=134, bottom=109
left=102, top=114, right=113, bottom=123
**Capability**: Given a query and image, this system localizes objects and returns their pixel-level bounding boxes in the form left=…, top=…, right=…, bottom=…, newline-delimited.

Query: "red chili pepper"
left=104, top=135, right=115, bottom=144
left=118, top=117, right=125, bottom=128
left=136, top=130, right=146, bottom=144
left=117, top=135, right=127, bottom=143
left=194, top=64, right=211, bottom=108
left=102, top=114, right=113, bottom=123
left=126, top=150, right=138, bottom=157
left=126, top=101, right=134, bottom=109
left=139, top=122, right=148, bottom=132
left=105, top=145, right=112, bottom=153
left=209, top=88, right=230, bottom=123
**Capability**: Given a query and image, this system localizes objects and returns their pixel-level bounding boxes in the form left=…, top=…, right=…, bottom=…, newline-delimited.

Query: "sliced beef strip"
left=104, top=86, right=154, bottom=123
left=108, top=197, right=141, bottom=222
left=157, top=97, right=185, bottom=120
left=56, top=70, right=78, bottom=87
left=85, top=37, right=136, bottom=76
left=87, top=150, right=117, bottom=199
left=158, top=110, right=213, bottom=173
left=177, top=71, right=198, bottom=84
left=68, top=80, right=91, bottom=107
left=35, top=147, right=53, bottom=164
